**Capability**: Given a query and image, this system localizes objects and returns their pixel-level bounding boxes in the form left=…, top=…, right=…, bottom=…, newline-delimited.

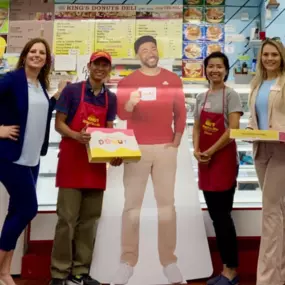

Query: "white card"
left=139, top=87, right=157, bottom=101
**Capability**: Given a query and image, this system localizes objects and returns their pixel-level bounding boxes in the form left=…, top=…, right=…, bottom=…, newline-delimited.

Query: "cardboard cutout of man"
left=113, top=35, right=187, bottom=285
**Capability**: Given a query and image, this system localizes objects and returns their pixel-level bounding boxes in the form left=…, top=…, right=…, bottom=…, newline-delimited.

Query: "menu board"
left=54, top=4, right=136, bottom=58
left=183, top=0, right=225, bottom=4
left=53, top=21, right=94, bottom=55
left=0, top=0, right=8, bottom=58
left=136, top=20, right=182, bottom=58
left=54, top=4, right=136, bottom=20
left=6, top=3, right=186, bottom=61
left=182, top=0, right=225, bottom=81
left=0, top=0, right=9, bottom=34
left=7, top=21, right=53, bottom=53
left=52, top=4, right=183, bottom=59
left=7, top=0, right=54, bottom=53
left=9, top=0, right=53, bottom=21
left=135, top=5, right=183, bottom=59
left=94, top=20, right=136, bottom=58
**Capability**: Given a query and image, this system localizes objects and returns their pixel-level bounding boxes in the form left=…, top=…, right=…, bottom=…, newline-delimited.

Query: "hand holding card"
left=139, top=87, right=157, bottom=101
left=129, top=90, right=141, bottom=106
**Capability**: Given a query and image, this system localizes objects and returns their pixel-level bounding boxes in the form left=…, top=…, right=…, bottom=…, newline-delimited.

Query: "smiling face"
left=205, top=57, right=227, bottom=84
left=25, top=42, right=47, bottom=71
left=261, top=43, right=282, bottom=74
left=88, top=58, right=111, bottom=82
left=137, top=41, right=159, bottom=68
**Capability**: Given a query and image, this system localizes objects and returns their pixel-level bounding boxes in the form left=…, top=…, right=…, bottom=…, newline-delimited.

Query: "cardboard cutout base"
left=90, top=123, right=212, bottom=284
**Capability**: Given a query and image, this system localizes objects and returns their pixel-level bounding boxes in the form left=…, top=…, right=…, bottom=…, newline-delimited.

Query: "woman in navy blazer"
left=0, top=38, right=65, bottom=285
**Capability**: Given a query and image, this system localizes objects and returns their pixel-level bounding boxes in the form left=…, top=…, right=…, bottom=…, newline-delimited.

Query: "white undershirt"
left=14, top=81, right=49, bottom=167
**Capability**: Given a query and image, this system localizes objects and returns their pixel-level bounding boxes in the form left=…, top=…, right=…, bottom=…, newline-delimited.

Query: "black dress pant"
left=203, top=184, right=238, bottom=268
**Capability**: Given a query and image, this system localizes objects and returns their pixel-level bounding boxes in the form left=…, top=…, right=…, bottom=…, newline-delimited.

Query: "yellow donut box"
left=86, top=127, right=142, bottom=163
left=230, top=129, right=285, bottom=141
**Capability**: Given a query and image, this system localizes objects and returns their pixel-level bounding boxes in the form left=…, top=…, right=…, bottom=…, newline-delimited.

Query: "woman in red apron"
left=192, top=52, right=243, bottom=285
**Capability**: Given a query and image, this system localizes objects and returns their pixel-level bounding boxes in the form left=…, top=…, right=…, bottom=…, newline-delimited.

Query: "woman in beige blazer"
left=248, top=39, right=285, bottom=285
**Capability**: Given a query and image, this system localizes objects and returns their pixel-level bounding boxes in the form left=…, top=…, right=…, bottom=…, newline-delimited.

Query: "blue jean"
left=0, top=160, right=39, bottom=251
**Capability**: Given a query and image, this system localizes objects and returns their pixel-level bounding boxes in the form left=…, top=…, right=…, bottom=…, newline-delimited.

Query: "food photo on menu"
left=205, top=42, right=224, bottom=56
left=0, top=7, right=8, bottom=31
left=136, top=10, right=181, bottom=19
left=182, top=60, right=204, bottom=80
left=183, top=6, right=204, bottom=23
left=205, top=7, right=225, bottom=23
left=54, top=11, right=96, bottom=19
left=205, top=0, right=225, bottom=5
left=183, top=0, right=204, bottom=5
left=183, top=0, right=225, bottom=6
left=183, top=24, right=205, bottom=41
left=96, top=10, right=136, bottom=19
left=183, top=41, right=205, bottom=60
left=205, top=25, right=224, bottom=42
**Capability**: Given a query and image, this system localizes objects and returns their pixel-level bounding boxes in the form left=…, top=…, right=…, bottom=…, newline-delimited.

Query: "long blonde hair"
left=250, top=39, right=285, bottom=94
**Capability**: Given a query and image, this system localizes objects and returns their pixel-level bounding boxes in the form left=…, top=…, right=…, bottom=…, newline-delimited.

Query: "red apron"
left=198, top=88, right=237, bottom=192
left=56, top=81, right=107, bottom=190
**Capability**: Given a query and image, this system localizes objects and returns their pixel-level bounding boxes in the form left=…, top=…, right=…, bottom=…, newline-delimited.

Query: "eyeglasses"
left=263, top=37, right=281, bottom=42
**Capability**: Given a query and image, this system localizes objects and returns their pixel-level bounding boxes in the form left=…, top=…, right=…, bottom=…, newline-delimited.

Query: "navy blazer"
left=0, top=68, right=56, bottom=162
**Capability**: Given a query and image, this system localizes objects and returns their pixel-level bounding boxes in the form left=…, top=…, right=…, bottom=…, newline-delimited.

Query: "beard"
left=142, top=56, right=159, bottom=68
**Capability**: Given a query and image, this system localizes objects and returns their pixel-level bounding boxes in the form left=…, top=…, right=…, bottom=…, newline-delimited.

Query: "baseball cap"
left=89, top=51, right=112, bottom=64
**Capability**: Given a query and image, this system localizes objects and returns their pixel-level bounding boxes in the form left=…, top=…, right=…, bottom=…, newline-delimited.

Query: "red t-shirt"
left=117, top=68, right=186, bottom=144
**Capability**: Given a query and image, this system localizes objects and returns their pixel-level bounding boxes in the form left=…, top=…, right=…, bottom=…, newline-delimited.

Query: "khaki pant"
left=121, top=144, right=178, bottom=267
left=254, top=142, right=285, bottom=285
left=50, top=188, right=104, bottom=279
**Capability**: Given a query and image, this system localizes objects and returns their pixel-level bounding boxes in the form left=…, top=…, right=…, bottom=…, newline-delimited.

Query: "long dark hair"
left=16, top=38, right=52, bottom=90
left=204, top=51, right=230, bottom=82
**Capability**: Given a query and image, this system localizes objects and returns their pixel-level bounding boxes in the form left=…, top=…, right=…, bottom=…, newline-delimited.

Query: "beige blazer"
left=248, top=75, right=285, bottom=131
left=248, top=75, right=285, bottom=156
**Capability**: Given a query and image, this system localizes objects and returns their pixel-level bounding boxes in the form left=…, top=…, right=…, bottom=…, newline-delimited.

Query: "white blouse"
left=14, top=81, right=49, bottom=167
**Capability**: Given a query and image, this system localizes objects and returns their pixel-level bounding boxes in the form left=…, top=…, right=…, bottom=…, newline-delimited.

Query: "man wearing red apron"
left=193, top=52, right=243, bottom=285
left=49, top=51, right=121, bottom=285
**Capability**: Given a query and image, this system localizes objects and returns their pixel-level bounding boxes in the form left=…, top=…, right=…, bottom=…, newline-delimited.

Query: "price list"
left=94, top=20, right=135, bottom=58
left=167, top=19, right=183, bottom=58
left=135, top=19, right=182, bottom=58
left=53, top=21, right=95, bottom=55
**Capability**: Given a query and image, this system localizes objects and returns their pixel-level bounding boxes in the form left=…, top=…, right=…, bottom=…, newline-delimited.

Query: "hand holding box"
left=230, top=129, right=285, bottom=142
left=86, top=128, right=141, bottom=163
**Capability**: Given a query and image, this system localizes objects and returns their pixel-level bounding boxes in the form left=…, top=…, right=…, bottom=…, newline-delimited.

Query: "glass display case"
left=37, top=81, right=261, bottom=210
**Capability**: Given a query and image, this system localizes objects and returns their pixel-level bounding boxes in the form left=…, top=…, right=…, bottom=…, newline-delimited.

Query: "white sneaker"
left=112, top=262, right=134, bottom=285
left=163, top=263, right=183, bottom=284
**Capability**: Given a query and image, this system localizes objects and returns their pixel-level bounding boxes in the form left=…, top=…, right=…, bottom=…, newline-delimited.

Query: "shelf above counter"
left=107, top=82, right=251, bottom=95
left=249, top=39, right=262, bottom=49
left=186, top=118, right=249, bottom=125
left=49, top=116, right=249, bottom=128
left=50, top=83, right=248, bottom=97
